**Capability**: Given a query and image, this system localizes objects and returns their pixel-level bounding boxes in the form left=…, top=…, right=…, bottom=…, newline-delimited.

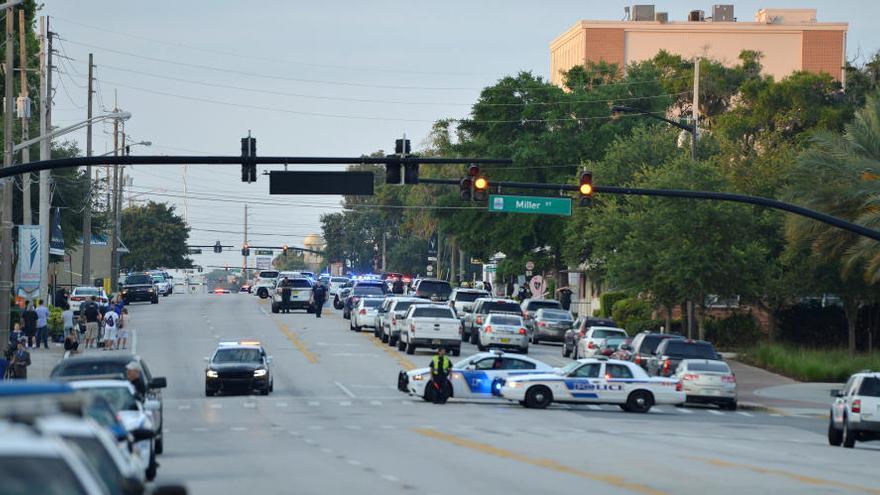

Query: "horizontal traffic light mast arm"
left=0, top=156, right=512, bottom=180
left=421, top=178, right=880, bottom=242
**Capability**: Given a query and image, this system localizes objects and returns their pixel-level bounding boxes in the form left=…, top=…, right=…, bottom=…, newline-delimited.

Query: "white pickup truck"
left=398, top=304, right=462, bottom=356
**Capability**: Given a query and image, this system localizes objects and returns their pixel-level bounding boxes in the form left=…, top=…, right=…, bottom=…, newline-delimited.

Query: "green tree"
left=273, top=252, right=307, bottom=271
left=120, top=202, right=192, bottom=270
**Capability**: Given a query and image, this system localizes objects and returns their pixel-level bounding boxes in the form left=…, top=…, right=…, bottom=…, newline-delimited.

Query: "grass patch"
left=740, top=343, right=880, bottom=382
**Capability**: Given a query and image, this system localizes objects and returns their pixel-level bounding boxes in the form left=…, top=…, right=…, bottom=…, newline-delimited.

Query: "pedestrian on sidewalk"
left=116, top=308, right=130, bottom=350
left=21, top=302, right=37, bottom=349
left=102, top=306, right=119, bottom=351
left=9, top=322, right=23, bottom=347
left=62, top=305, right=75, bottom=340
left=64, top=331, right=79, bottom=354
left=81, top=296, right=100, bottom=348
left=35, top=299, right=50, bottom=350
left=10, top=338, right=31, bottom=379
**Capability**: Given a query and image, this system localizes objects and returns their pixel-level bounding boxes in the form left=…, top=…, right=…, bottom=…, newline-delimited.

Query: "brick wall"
left=802, top=30, right=844, bottom=80
left=584, top=28, right=625, bottom=68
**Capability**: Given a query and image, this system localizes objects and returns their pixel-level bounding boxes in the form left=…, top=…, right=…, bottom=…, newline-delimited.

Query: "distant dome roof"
left=304, top=234, right=324, bottom=246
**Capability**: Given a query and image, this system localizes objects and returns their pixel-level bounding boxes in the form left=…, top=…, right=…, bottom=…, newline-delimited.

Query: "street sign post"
left=255, top=249, right=273, bottom=256
left=489, top=195, right=572, bottom=216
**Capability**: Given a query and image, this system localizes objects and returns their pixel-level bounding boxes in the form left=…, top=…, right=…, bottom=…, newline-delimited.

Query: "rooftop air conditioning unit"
left=712, top=4, right=734, bottom=22
left=633, top=4, right=655, bottom=21
left=688, top=10, right=705, bottom=22
left=655, top=12, right=669, bottom=23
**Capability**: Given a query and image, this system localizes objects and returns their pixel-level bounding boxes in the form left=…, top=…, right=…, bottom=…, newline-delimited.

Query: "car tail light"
left=676, top=382, right=682, bottom=392
left=682, top=373, right=699, bottom=381
left=662, top=359, right=670, bottom=375
left=722, top=375, right=736, bottom=384
left=537, top=322, right=546, bottom=327
left=853, top=399, right=861, bottom=414
left=359, top=309, right=366, bottom=315
left=602, top=349, right=613, bottom=356
left=518, top=328, right=527, bottom=335
left=634, top=355, right=641, bottom=365
left=484, top=325, right=492, bottom=333
left=587, top=342, right=595, bottom=349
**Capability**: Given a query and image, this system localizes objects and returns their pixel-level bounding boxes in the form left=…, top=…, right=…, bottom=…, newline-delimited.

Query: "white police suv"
left=500, top=357, right=684, bottom=412
left=829, top=370, right=880, bottom=448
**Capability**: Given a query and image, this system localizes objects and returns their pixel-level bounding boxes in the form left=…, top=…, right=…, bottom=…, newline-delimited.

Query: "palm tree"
left=786, top=94, right=880, bottom=354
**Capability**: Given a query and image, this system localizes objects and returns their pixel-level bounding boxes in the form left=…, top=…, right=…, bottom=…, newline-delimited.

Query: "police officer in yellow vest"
left=428, top=348, right=453, bottom=404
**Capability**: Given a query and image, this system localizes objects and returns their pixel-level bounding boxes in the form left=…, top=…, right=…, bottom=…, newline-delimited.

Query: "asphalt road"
left=131, top=293, right=880, bottom=495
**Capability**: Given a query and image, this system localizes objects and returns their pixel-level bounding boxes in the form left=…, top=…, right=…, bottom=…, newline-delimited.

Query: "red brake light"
left=587, top=342, right=595, bottom=349
left=722, top=375, right=736, bottom=384
left=359, top=309, right=366, bottom=315
left=634, top=355, right=641, bottom=365
left=676, top=382, right=682, bottom=392
left=852, top=399, right=861, bottom=413
left=682, top=373, right=699, bottom=381
left=538, top=322, right=546, bottom=327
left=484, top=325, right=492, bottom=333
left=518, top=328, right=526, bottom=335
left=662, top=360, right=670, bottom=375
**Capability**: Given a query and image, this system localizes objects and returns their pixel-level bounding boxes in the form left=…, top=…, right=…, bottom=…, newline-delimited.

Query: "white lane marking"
left=231, top=426, right=248, bottom=431
left=737, top=411, right=754, bottom=417
left=587, top=405, right=602, bottom=411
left=334, top=382, right=357, bottom=399
left=177, top=404, right=191, bottom=410
left=243, top=402, right=256, bottom=409
left=381, top=474, right=400, bottom=482
left=370, top=400, right=383, bottom=406
left=209, top=403, right=222, bottom=409
left=308, top=401, right=320, bottom=407
left=339, top=401, right=352, bottom=407
left=276, top=402, right=289, bottom=408
left=676, top=407, right=694, bottom=414
left=346, top=459, right=361, bottom=466
left=707, top=409, right=724, bottom=416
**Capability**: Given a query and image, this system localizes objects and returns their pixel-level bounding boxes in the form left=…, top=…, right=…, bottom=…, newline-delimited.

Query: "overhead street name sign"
left=255, top=250, right=274, bottom=256
left=488, top=195, right=571, bottom=216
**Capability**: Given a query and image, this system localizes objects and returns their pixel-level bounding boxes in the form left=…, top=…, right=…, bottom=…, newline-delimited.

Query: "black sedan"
left=205, top=342, right=273, bottom=396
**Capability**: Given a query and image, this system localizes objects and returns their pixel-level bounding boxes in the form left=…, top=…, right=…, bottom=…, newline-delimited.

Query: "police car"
left=397, top=350, right=554, bottom=401
left=499, top=357, right=684, bottom=412
left=204, top=341, right=274, bottom=396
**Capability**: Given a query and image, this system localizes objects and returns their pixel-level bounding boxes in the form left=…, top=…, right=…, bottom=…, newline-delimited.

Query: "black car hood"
left=210, top=362, right=261, bottom=372
left=122, top=284, right=153, bottom=289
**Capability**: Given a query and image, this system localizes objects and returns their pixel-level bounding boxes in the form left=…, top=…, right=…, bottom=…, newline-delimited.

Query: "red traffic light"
left=468, top=165, right=480, bottom=177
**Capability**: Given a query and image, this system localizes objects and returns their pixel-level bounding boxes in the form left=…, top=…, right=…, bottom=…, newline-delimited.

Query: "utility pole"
left=81, top=53, right=94, bottom=287
left=18, top=9, right=29, bottom=225
left=1, top=5, right=16, bottom=345
left=686, top=57, right=701, bottom=339
left=381, top=233, right=386, bottom=272
left=109, top=114, right=120, bottom=292
left=38, top=15, right=52, bottom=304
left=243, top=204, right=248, bottom=284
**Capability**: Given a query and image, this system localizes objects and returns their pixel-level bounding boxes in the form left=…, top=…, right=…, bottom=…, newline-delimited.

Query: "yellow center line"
left=366, top=334, right=417, bottom=371
left=413, top=428, right=669, bottom=495
left=271, top=318, right=318, bottom=364
left=686, top=456, right=880, bottom=494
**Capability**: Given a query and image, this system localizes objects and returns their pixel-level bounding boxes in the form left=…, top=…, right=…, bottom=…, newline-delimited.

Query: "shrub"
left=599, top=291, right=627, bottom=318
left=741, top=343, right=880, bottom=382
left=704, top=313, right=763, bottom=350
left=628, top=319, right=684, bottom=334
left=48, top=307, right=64, bottom=338
left=612, top=298, right=652, bottom=331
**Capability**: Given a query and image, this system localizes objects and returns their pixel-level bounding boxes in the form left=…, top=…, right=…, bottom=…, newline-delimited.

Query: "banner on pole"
left=17, top=225, right=43, bottom=296
left=49, top=207, right=65, bottom=256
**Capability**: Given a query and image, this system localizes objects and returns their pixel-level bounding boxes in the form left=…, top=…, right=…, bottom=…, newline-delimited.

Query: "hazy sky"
left=42, top=1, right=880, bottom=269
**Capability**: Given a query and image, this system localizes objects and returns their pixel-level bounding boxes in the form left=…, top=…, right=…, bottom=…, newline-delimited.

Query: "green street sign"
left=255, top=249, right=274, bottom=256
left=488, top=194, right=571, bottom=216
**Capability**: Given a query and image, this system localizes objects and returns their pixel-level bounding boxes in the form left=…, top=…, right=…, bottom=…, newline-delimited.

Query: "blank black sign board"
left=269, top=171, right=374, bottom=195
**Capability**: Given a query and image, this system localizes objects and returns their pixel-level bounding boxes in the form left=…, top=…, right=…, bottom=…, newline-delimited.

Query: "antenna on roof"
left=623, top=6, right=631, bottom=21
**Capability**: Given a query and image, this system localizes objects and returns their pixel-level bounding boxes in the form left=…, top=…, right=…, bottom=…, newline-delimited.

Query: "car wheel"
left=381, top=332, right=389, bottom=343
left=520, top=347, right=529, bottom=355
left=625, top=390, right=653, bottom=413
left=533, top=335, right=540, bottom=345
left=374, top=326, right=381, bottom=338
left=397, top=337, right=406, bottom=351
left=405, top=342, right=415, bottom=355
left=350, top=320, right=356, bottom=331
left=524, top=386, right=553, bottom=409
left=828, top=417, right=843, bottom=446
left=562, top=344, right=570, bottom=358
left=721, top=401, right=737, bottom=411
left=258, top=288, right=268, bottom=299
left=842, top=417, right=856, bottom=448
left=145, top=440, right=157, bottom=481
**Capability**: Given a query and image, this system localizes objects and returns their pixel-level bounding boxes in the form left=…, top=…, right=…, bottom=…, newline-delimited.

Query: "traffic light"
left=282, top=244, right=289, bottom=257
left=470, top=165, right=488, bottom=202
left=385, top=156, right=402, bottom=185
left=459, top=177, right=472, bottom=201
left=213, top=241, right=222, bottom=254
left=404, top=160, right=419, bottom=184
left=241, top=136, right=257, bottom=183
left=241, top=243, right=250, bottom=256
left=579, top=171, right=593, bottom=207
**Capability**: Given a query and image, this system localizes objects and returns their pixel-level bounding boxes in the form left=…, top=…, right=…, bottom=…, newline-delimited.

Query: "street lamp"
left=13, top=110, right=131, bottom=153
left=611, top=104, right=697, bottom=159
left=99, top=140, right=151, bottom=157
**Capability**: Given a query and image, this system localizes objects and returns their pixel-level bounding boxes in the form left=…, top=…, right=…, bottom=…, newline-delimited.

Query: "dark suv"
left=629, top=332, right=684, bottom=369
left=464, top=298, right=522, bottom=344
left=411, top=278, right=453, bottom=301
left=121, top=273, right=159, bottom=304
left=647, top=339, right=720, bottom=377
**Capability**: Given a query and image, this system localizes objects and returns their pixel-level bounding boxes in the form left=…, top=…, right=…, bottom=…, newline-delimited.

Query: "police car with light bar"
left=204, top=341, right=274, bottom=396
left=397, top=350, right=554, bottom=401
left=499, top=357, right=685, bottom=412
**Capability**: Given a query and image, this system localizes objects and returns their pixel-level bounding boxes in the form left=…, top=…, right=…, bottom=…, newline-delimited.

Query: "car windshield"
left=64, top=436, right=121, bottom=492
left=411, top=307, right=455, bottom=318
left=859, top=377, right=880, bottom=397
left=280, top=279, right=312, bottom=288
left=362, top=298, right=384, bottom=308
left=539, top=309, right=573, bottom=320
left=666, top=342, right=717, bottom=359
left=259, top=271, right=279, bottom=279
left=123, top=275, right=151, bottom=285
left=489, top=315, right=522, bottom=326
left=151, top=276, right=164, bottom=283
left=484, top=301, right=520, bottom=313
left=416, top=281, right=452, bottom=297
left=526, top=300, right=561, bottom=311
left=0, top=457, right=88, bottom=495
left=51, top=361, right=126, bottom=378
left=84, top=386, right=140, bottom=411
left=73, top=288, right=100, bottom=296
left=331, top=277, right=348, bottom=283
left=639, top=335, right=678, bottom=354
left=455, top=291, right=488, bottom=302
left=559, top=362, right=581, bottom=375
left=685, top=361, right=731, bottom=373
left=214, top=348, right=262, bottom=363
left=604, top=338, right=626, bottom=348
left=593, top=328, right=628, bottom=338
left=354, top=285, right=384, bottom=296
left=393, top=301, right=417, bottom=312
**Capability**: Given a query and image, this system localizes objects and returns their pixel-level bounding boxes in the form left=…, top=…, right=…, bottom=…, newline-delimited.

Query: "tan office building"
left=550, top=6, right=847, bottom=86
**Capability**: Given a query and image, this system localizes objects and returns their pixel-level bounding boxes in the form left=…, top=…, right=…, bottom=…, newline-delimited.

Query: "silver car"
left=530, top=308, right=574, bottom=345
left=382, top=297, right=423, bottom=346
left=674, top=359, right=737, bottom=410
left=478, top=314, right=529, bottom=354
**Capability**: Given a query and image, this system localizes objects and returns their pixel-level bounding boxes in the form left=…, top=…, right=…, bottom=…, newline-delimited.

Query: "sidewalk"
left=27, top=342, right=66, bottom=380
left=726, top=357, right=839, bottom=416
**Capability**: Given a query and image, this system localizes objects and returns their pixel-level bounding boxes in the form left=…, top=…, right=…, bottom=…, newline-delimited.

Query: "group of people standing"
left=75, top=295, right=130, bottom=351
